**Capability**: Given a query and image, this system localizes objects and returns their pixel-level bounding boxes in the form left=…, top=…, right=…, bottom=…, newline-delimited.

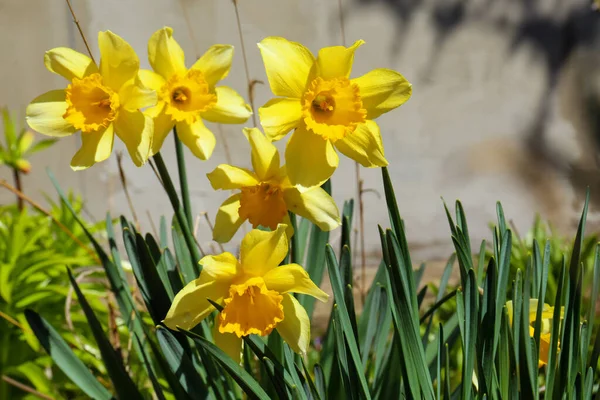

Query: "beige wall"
left=1, top=0, right=597, bottom=261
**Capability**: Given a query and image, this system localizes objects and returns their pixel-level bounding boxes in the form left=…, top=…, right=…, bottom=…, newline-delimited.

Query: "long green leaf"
left=24, top=310, right=112, bottom=400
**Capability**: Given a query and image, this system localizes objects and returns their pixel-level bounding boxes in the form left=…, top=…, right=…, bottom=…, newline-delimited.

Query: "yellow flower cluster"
left=26, top=27, right=412, bottom=358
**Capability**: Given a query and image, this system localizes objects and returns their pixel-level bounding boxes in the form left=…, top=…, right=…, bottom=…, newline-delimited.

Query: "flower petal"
left=240, top=224, right=288, bottom=276
left=285, top=126, right=339, bottom=187
left=98, top=30, right=140, bottom=90
left=44, top=48, right=99, bottom=81
left=119, top=76, right=158, bottom=111
left=257, top=37, right=315, bottom=98
left=70, top=125, right=114, bottom=171
left=26, top=90, right=76, bottom=137
left=258, top=98, right=302, bottom=141
left=138, top=69, right=166, bottom=91
left=213, top=194, right=246, bottom=243
left=316, top=40, right=364, bottom=80
left=207, top=165, right=259, bottom=190
left=163, top=273, right=230, bottom=330
left=175, top=119, right=216, bottom=160
left=201, top=87, right=252, bottom=124
left=200, top=252, right=239, bottom=281
left=264, top=264, right=329, bottom=302
left=243, top=127, right=280, bottom=181
left=191, top=44, right=234, bottom=86
left=148, top=27, right=187, bottom=80
left=148, top=106, right=175, bottom=155
left=334, top=121, right=387, bottom=167
left=114, top=110, right=153, bottom=166
left=283, top=186, right=340, bottom=231
left=352, top=68, right=412, bottom=119
left=212, top=323, right=242, bottom=363
left=276, top=294, right=310, bottom=354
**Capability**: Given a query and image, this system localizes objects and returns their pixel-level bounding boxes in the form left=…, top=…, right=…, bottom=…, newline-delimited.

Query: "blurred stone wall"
left=1, top=0, right=600, bottom=262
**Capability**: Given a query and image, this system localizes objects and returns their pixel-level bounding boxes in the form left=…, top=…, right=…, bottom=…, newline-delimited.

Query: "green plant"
left=21, top=166, right=600, bottom=399
left=0, top=194, right=117, bottom=399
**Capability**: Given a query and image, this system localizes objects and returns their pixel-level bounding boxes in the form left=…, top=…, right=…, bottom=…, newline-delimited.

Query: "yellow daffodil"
left=206, top=127, right=340, bottom=243
left=257, top=37, right=412, bottom=187
left=26, top=31, right=156, bottom=170
left=139, top=27, right=252, bottom=160
left=506, top=299, right=564, bottom=366
left=163, top=224, right=329, bottom=360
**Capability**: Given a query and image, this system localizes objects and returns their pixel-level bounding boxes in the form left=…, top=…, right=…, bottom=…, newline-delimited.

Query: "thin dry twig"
left=231, top=0, right=258, bottom=127
left=216, top=124, right=233, bottom=166
left=116, top=152, right=140, bottom=231
left=147, top=210, right=160, bottom=240
left=337, top=0, right=346, bottom=46
left=64, top=267, right=105, bottom=347
left=65, top=0, right=96, bottom=64
left=177, top=0, right=201, bottom=59
left=1, top=375, right=54, bottom=400
left=0, top=310, right=24, bottom=330
left=0, top=180, right=99, bottom=264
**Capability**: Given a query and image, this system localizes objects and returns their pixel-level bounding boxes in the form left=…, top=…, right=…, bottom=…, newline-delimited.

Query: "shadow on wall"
left=345, top=0, right=600, bottom=228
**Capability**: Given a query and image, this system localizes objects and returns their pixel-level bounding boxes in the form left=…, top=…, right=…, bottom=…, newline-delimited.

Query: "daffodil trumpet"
left=163, top=224, right=329, bottom=361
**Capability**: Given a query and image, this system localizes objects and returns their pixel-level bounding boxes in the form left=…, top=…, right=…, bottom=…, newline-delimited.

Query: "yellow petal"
left=240, top=224, right=288, bottom=276
left=148, top=27, right=187, bottom=79
left=316, top=40, right=364, bottom=80
left=114, top=110, right=153, bottom=167
left=334, top=121, right=387, bottom=167
left=213, top=194, right=246, bottom=243
left=257, top=37, right=315, bottom=98
left=352, top=68, right=412, bottom=119
left=98, top=31, right=140, bottom=90
left=148, top=106, right=175, bottom=155
left=200, top=252, right=239, bottom=281
left=285, top=126, right=339, bottom=187
left=201, top=87, right=252, bottom=124
left=276, top=294, right=310, bottom=354
left=213, top=323, right=242, bottom=363
left=26, top=90, right=76, bottom=137
left=119, top=76, right=158, bottom=111
left=258, top=98, right=302, bottom=141
left=70, top=125, right=114, bottom=171
left=163, top=273, right=230, bottom=330
left=139, top=69, right=166, bottom=92
left=175, top=119, right=215, bottom=160
left=191, top=44, right=234, bottom=86
left=207, top=165, right=259, bottom=190
left=243, top=127, right=280, bottom=181
left=283, top=186, right=340, bottom=231
left=263, top=264, right=329, bottom=302
left=44, top=48, right=99, bottom=81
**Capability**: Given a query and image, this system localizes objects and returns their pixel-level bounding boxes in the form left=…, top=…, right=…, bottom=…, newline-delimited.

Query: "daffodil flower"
left=26, top=31, right=156, bottom=170
left=506, top=299, right=564, bottom=366
left=206, top=127, right=340, bottom=243
left=163, top=224, right=329, bottom=360
left=257, top=37, right=412, bottom=187
left=139, top=27, right=252, bottom=160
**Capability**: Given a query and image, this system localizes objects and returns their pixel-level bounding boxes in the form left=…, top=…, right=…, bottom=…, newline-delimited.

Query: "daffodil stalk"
left=172, top=127, right=193, bottom=228
left=152, top=151, right=202, bottom=266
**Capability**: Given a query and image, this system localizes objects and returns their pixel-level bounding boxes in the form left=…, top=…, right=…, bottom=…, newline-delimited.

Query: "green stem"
left=173, top=127, right=193, bottom=228
left=152, top=152, right=202, bottom=266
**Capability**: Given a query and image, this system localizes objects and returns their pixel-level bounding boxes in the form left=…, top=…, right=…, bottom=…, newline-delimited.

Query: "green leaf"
left=24, top=309, right=113, bottom=400
left=2, top=108, right=17, bottom=151
left=23, top=138, right=56, bottom=156
left=156, top=327, right=209, bottom=400
left=179, top=328, right=271, bottom=400
left=325, top=245, right=372, bottom=400
left=134, top=336, right=167, bottom=400
left=67, top=268, right=143, bottom=400
left=172, top=215, right=198, bottom=284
